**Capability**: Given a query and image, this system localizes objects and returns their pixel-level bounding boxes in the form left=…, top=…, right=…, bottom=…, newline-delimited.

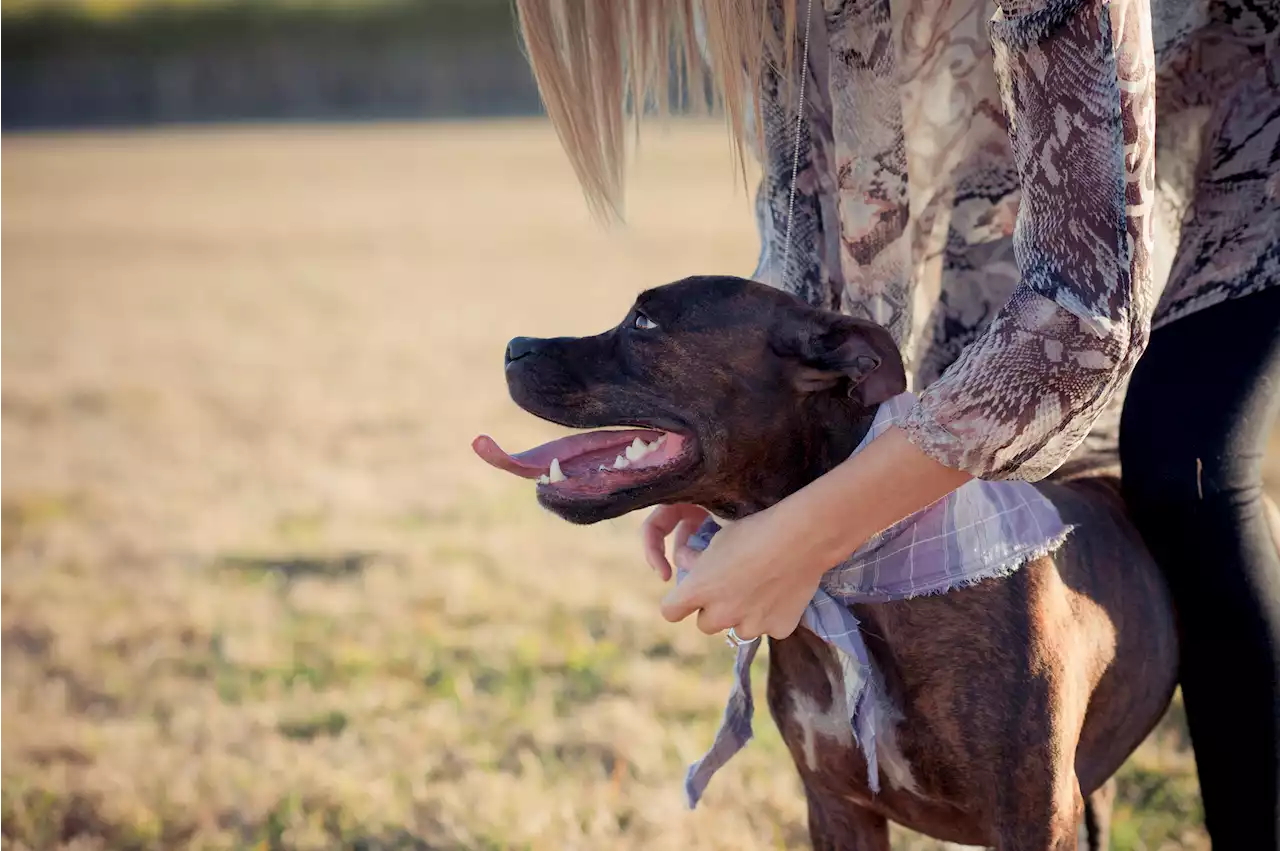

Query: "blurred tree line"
left=2, top=0, right=542, bottom=128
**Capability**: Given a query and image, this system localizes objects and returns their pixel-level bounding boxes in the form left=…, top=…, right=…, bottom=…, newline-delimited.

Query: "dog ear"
left=778, top=312, right=907, bottom=407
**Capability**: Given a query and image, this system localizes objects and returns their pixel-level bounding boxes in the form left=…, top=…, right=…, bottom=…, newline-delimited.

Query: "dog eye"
left=633, top=313, right=659, bottom=331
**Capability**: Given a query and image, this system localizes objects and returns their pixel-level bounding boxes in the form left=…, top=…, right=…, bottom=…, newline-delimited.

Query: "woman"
left=515, top=0, right=1279, bottom=844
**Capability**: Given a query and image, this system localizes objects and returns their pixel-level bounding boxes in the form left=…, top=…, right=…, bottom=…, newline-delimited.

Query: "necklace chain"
left=780, top=0, right=815, bottom=287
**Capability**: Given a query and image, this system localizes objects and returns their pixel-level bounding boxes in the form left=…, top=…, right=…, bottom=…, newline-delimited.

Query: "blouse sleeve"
left=900, top=0, right=1158, bottom=481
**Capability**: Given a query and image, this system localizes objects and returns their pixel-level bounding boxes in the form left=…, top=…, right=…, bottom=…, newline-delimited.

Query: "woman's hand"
left=652, top=427, right=973, bottom=640
left=657, top=507, right=829, bottom=639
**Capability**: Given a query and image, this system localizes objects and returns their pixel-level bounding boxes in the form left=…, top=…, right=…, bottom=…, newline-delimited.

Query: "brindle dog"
left=474, top=276, right=1179, bottom=850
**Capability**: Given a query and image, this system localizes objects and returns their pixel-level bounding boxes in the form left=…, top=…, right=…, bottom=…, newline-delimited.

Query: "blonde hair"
left=514, top=1, right=801, bottom=220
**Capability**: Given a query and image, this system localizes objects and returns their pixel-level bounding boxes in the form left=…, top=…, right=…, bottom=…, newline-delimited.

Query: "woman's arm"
left=659, top=0, right=1158, bottom=636
left=902, top=0, right=1157, bottom=481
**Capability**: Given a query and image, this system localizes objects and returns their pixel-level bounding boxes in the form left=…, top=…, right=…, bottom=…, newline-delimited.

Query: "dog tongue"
left=471, top=434, right=551, bottom=479
left=471, top=430, right=661, bottom=479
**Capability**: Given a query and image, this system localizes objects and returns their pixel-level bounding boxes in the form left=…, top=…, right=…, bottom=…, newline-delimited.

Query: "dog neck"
left=697, top=397, right=877, bottom=522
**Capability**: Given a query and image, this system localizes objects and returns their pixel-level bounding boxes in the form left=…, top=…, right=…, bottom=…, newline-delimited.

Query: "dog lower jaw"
left=535, top=497, right=626, bottom=525
left=536, top=483, right=690, bottom=525
left=534, top=461, right=780, bottom=526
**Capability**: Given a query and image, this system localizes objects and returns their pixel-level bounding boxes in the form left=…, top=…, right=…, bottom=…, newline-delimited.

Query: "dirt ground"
left=4, top=121, right=1276, bottom=850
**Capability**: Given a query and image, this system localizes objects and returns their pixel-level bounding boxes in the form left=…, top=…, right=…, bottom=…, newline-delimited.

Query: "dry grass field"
left=3, top=121, right=1277, bottom=850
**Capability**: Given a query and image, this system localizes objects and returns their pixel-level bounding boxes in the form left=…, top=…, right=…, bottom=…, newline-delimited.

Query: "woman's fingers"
left=660, top=576, right=705, bottom=623
left=641, top=504, right=707, bottom=581
left=695, top=605, right=734, bottom=636
left=641, top=506, right=681, bottom=578
left=665, top=582, right=765, bottom=640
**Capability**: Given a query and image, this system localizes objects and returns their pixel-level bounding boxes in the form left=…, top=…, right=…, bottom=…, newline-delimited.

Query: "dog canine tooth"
left=537, top=474, right=550, bottom=485
left=549, top=458, right=566, bottom=483
left=625, top=437, right=649, bottom=461
left=614, top=455, right=630, bottom=469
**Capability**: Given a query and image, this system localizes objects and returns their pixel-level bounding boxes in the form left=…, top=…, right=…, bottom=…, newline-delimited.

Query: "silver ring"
left=725, top=627, right=759, bottom=648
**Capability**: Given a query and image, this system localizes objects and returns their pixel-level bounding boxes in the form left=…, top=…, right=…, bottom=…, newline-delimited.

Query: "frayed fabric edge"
left=930, top=524, right=1076, bottom=594
left=852, top=525, right=1077, bottom=604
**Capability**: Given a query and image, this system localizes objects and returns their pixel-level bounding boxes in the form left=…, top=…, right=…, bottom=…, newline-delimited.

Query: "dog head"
left=473, top=276, right=905, bottom=523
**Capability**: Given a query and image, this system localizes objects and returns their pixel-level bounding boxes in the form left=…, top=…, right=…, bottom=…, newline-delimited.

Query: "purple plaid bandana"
left=679, top=392, right=1073, bottom=808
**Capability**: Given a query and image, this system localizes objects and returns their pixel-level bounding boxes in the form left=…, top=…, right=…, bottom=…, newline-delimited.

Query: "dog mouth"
left=471, top=427, right=695, bottom=498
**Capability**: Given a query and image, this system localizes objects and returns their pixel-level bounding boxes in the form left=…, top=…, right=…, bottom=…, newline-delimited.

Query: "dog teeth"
left=614, top=455, right=630, bottom=469
left=627, top=436, right=669, bottom=462
left=536, top=474, right=550, bottom=485
left=599, top=464, right=609, bottom=472
left=549, top=458, right=566, bottom=483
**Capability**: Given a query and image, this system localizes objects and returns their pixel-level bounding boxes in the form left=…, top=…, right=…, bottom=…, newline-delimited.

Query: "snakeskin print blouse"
left=747, top=0, right=1278, bottom=480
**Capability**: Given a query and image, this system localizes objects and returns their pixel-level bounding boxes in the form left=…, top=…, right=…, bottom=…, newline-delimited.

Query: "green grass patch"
left=0, top=781, right=196, bottom=850
left=1113, top=762, right=1204, bottom=850
left=216, top=551, right=381, bottom=582
left=2, top=493, right=85, bottom=554
left=278, top=709, right=350, bottom=741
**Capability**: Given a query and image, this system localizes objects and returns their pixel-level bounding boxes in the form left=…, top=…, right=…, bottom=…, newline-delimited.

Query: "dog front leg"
left=988, top=672, right=1086, bottom=849
left=805, top=795, right=890, bottom=851
left=993, top=771, right=1084, bottom=851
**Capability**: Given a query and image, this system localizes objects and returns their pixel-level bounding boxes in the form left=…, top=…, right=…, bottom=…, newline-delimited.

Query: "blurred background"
left=3, top=2, right=1277, bottom=849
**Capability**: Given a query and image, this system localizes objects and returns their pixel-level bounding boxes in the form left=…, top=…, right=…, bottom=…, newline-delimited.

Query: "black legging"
left=1121, top=285, right=1280, bottom=848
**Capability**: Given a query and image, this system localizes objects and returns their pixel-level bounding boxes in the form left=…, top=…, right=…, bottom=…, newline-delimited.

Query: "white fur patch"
left=790, top=687, right=853, bottom=771
left=789, top=651, right=921, bottom=795
left=874, top=705, right=921, bottom=795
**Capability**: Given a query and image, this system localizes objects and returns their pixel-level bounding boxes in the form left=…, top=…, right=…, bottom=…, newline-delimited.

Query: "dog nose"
left=505, top=336, right=542, bottom=366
